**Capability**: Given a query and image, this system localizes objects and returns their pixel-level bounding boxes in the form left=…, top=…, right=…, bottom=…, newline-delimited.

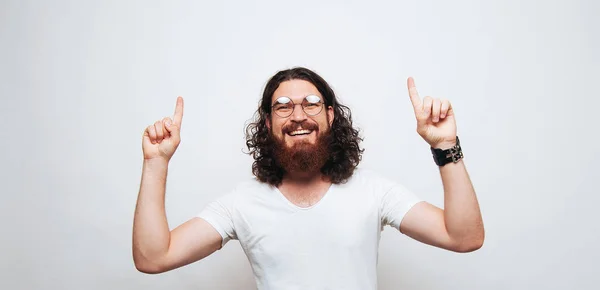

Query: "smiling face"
left=245, top=66, right=364, bottom=185
left=268, top=79, right=334, bottom=147
left=267, top=79, right=335, bottom=174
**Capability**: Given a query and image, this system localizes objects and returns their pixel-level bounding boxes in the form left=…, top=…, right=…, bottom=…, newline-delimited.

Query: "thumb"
left=163, top=118, right=181, bottom=140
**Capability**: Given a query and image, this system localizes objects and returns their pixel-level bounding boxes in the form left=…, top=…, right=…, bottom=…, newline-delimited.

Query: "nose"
left=290, top=104, right=308, bottom=122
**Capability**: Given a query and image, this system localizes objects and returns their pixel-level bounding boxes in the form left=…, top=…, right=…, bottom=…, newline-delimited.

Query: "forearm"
left=132, top=158, right=171, bottom=268
left=439, top=159, right=484, bottom=250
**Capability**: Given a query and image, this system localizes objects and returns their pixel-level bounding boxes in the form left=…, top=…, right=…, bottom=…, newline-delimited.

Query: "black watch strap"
left=430, top=136, right=463, bottom=166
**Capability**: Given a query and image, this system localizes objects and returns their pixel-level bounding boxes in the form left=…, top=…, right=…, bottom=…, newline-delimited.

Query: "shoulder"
left=232, top=178, right=274, bottom=196
left=344, top=167, right=399, bottom=190
left=342, top=167, right=416, bottom=199
left=214, top=178, right=275, bottom=206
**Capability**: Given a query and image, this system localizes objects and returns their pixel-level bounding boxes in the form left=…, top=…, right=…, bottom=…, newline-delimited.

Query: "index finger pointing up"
left=173, top=96, right=184, bottom=124
left=407, top=77, right=422, bottom=111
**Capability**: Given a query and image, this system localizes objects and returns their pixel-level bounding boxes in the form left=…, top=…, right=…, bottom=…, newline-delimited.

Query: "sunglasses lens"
left=305, top=94, right=321, bottom=104
left=303, top=95, right=323, bottom=115
left=273, top=97, right=293, bottom=117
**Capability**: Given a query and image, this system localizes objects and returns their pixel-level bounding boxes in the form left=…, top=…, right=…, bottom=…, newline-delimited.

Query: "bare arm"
left=132, top=97, right=222, bottom=274
left=399, top=78, right=484, bottom=252
left=400, top=158, right=484, bottom=252
left=132, top=159, right=222, bottom=273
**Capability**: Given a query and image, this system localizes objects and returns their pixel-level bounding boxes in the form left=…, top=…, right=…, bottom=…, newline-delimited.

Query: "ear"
left=327, top=106, right=334, bottom=126
left=265, top=114, right=271, bottom=130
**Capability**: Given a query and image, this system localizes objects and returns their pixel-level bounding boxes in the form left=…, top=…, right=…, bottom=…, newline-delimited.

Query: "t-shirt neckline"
left=273, top=183, right=335, bottom=211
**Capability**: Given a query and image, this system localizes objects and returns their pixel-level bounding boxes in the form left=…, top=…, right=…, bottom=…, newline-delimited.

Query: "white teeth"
left=289, top=129, right=312, bottom=136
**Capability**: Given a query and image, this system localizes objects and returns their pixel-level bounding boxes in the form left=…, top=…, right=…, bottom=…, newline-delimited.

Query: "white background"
left=1, top=0, right=599, bottom=289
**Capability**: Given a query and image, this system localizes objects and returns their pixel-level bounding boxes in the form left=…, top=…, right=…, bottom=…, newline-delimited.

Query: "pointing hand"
left=407, top=78, right=457, bottom=148
left=142, top=96, right=184, bottom=161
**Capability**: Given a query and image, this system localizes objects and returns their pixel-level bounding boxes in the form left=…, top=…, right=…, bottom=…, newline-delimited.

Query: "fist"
left=142, top=97, right=184, bottom=161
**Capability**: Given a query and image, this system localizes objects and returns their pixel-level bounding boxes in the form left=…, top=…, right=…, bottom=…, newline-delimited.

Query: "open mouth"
left=287, top=129, right=314, bottom=136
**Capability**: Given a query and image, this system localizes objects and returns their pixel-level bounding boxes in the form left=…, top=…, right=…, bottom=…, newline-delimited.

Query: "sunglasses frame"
left=270, top=94, right=325, bottom=118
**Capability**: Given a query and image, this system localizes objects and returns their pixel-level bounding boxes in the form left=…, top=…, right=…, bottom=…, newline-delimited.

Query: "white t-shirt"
left=197, top=168, right=422, bottom=290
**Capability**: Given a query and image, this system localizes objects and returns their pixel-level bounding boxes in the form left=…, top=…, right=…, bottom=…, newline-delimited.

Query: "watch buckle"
left=447, top=146, right=462, bottom=163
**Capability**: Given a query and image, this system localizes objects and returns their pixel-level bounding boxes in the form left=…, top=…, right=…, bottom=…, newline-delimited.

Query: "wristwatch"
left=430, top=136, right=463, bottom=166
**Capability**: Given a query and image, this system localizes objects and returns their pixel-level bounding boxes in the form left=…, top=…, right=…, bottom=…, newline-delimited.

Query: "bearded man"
left=132, top=67, right=484, bottom=289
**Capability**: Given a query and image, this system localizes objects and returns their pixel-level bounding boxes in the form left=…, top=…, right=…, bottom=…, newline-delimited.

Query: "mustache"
left=282, top=122, right=318, bottom=134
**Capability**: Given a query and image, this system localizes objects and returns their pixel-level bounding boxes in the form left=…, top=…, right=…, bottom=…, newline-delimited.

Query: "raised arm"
left=132, top=97, right=223, bottom=274
left=398, top=78, right=484, bottom=253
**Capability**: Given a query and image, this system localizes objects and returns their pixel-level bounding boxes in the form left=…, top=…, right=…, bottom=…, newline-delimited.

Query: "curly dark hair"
left=245, top=67, right=364, bottom=186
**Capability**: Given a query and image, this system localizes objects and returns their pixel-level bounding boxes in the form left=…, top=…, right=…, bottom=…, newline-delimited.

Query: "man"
left=132, top=67, right=484, bottom=289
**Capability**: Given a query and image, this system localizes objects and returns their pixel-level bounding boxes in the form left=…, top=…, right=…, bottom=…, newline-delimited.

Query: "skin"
left=267, top=80, right=334, bottom=149
left=266, top=80, right=335, bottom=206
left=133, top=97, right=223, bottom=274
left=399, top=77, right=484, bottom=253
left=131, top=77, right=484, bottom=274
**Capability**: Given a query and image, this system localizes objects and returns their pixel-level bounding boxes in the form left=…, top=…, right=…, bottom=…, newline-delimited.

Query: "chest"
left=233, top=190, right=381, bottom=262
left=277, top=183, right=330, bottom=208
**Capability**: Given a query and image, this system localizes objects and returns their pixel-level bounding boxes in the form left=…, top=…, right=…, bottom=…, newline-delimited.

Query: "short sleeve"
left=380, top=182, right=423, bottom=231
left=197, top=193, right=238, bottom=247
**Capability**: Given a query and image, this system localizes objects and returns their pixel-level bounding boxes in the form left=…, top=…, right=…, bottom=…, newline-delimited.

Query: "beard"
left=272, top=123, right=332, bottom=174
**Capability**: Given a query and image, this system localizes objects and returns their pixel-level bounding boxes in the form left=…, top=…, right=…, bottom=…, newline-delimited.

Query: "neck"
left=278, top=171, right=333, bottom=208
left=282, top=171, right=329, bottom=186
